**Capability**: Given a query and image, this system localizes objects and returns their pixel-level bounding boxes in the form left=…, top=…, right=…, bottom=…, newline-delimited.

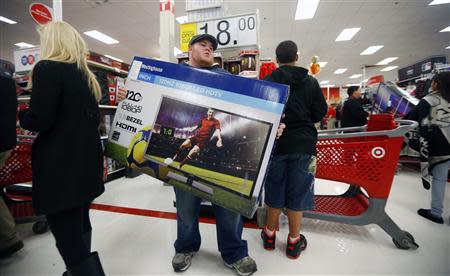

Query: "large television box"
left=105, top=57, right=288, bottom=218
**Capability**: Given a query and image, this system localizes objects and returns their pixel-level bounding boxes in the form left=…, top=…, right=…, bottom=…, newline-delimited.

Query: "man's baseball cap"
left=189, top=34, right=218, bottom=51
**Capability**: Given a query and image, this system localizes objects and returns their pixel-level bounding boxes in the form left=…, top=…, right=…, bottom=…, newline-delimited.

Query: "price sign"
left=180, top=13, right=258, bottom=52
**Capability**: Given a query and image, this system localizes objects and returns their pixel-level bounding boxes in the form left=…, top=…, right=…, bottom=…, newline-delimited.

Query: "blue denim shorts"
left=264, top=153, right=316, bottom=211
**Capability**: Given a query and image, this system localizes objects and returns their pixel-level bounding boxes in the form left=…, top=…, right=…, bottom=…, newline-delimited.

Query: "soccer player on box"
left=172, top=108, right=222, bottom=168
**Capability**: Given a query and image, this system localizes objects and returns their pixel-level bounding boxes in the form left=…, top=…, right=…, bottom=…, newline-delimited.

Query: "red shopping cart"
left=257, top=116, right=419, bottom=250
left=0, top=135, right=49, bottom=234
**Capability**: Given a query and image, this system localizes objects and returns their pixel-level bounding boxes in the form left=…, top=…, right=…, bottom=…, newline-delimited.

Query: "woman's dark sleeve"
left=19, top=61, right=62, bottom=131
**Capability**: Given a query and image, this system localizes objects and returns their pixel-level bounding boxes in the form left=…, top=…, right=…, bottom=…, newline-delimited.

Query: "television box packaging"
left=105, top=57, right=288, bottom=218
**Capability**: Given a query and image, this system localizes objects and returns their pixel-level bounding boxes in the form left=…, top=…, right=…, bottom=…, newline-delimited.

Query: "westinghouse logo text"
left=141, top=64, right=163, bottom=72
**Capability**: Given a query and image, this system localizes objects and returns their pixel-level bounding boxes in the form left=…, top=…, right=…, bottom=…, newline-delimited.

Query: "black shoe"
left=0, top=240, right=24, bottom=258
left=286, top=234, right=307, bottom=259
left=260, top=229, right=275, bottom=250
left=417, top=209, right=443, bottom=224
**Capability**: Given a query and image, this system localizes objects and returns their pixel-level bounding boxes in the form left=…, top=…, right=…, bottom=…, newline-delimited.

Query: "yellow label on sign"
left=180, top=23, right=197, bottom=52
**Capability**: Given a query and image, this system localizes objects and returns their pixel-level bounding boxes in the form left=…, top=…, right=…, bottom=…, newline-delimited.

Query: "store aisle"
left=1, top=168, right=449, bottom=276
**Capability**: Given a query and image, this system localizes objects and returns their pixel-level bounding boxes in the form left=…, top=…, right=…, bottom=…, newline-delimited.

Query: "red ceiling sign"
left=29, top=3, right=53, bottom=25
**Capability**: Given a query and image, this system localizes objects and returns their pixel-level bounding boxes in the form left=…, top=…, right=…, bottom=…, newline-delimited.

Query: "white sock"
left=288, top=235, right=300, bottom=243
left=264, top=226, right=275, bottom=237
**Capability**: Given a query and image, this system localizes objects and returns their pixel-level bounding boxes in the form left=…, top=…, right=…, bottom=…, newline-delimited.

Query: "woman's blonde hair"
left=28, top=21, right=101, bottom=101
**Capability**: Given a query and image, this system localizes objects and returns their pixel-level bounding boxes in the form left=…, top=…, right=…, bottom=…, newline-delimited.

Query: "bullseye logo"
left=371, top=147, right=385, bottom=159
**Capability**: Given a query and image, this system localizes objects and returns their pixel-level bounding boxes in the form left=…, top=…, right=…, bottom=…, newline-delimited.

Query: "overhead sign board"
left=180, top=13, right=258, bottom=52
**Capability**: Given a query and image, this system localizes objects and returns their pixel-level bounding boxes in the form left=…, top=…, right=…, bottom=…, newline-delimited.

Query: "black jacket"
left=0, top=75, right=17, bottom=152
left=19, top=60, right=104, bottom=215
left=341, top=98, right=368, bottom=128
left=264, top=65, right=327, bottom=156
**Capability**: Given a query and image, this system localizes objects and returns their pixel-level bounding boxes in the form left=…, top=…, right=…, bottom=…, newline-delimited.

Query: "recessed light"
left=446, top=46, right=450, bottom=49
left=84, top=30, right=119, bottom=44
left=104, top=55, right=123, bottom=62
left=14, top=42, right=35, bottom=48
left=176, top=16, right=188, bottom=24
left=380, top=66, right=398, bottom=72
left=318, top=61, right=328, bottom=68
left=349, top=74, right=362, bottom=79
left=295, top=0, right=320, bottom=20
left=320, top=80, right=329, bottom=85
left=335, top=28, right=361, bottom=41
left=429, top=0, right=450, bottom=5
left=334, top=68, right=347, bottom=74
left=0, top=16, right=17, bottom=24
left=440, top=26, right=450, bottom=32
left=360, top=45, right=384, bottom=55
left=376, top=57, right=398, bottom=65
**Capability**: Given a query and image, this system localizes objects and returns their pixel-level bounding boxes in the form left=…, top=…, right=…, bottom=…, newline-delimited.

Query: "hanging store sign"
left=180, top=13, right=258, bottom=52
left=29, top=3, right=53, bottom=25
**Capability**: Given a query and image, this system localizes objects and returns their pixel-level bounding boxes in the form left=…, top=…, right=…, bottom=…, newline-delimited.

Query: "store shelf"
left=87, top=60, right=128, bottom=76
left=18, top=95, right=31, bottom=101
left=106, top=167, right=126, bottom=183
left=99, top=104, right=118, bottom=110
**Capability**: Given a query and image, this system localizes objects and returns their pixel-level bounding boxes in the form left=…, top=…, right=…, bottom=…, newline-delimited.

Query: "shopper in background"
left=0, top=74, right=24, bottom=258
left=404, top=72, right=450, bottom=224
left=341, top=86, right=368, bottom=128
left=19, top=21, right=105, bottom=275
left=170, top=34, right=258, bottom=276
left=261, top=40, right=327, bottom=259
left=326, top=103, right=337, bottom=129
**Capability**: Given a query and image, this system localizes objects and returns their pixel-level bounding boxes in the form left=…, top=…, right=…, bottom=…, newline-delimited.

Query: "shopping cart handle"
left=318, top=120, right=418, bottom=140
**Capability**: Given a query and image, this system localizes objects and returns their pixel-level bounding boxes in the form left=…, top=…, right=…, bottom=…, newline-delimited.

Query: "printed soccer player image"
left=172, top=107, right=223, bottom=169
left=145, top=96, right=273, bottom=197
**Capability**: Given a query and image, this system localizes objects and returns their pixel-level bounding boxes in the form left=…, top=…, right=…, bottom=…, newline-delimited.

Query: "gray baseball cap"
left=189, top=34, right=218, bottom=51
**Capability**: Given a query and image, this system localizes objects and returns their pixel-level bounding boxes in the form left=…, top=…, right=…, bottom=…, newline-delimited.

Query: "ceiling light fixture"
left=176, top=16, right=188, bottom=24
left=318, top=61, right=328, bottom=68
left=429, top=0, right=450, bottom=5
left=335, top=28, right=361, bottom=41
left=319, top=80, right=329, bottom=85
left=376, top=57, right=398, bottom=65
left=440, top=26, right=450, bottom=32
left=446, top=46, right=450, bottom=49
left=84, top=30, right=119, bottom=44
left=0, top=16, right=17, bottom=24
left=334, top=68, right=347, bottom=74
left=104, top=54, right=123, bottom=62
left=349, top=74, right=362, bottom=79
left=380, top=66, right=398, bottom=72
left=360, top=45, right=384, bottom=55
left=295, top=0, right=320, bottom=20
left=14, top=42, right=35, bottom=48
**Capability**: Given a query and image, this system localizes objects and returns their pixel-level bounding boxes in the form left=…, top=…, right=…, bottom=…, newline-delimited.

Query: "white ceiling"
left=0, top=0, right=449, bottom=86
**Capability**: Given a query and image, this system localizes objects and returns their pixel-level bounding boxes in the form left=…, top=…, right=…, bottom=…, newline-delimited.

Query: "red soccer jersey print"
left=196, top=117, right=220, bottom=141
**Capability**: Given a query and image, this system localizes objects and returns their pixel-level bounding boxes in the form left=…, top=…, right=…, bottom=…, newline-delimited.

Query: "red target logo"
left=371, top=147, right=385, bottom=159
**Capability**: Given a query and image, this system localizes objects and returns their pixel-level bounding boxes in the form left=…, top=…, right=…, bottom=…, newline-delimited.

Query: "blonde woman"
left=19, top=21, right=105, bottom=275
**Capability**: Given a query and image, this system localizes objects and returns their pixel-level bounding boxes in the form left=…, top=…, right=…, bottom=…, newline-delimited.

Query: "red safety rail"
left=0, top=144, right=33, bottom=187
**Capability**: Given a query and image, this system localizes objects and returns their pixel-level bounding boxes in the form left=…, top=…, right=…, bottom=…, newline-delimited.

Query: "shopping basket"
left=0, top=135, right=49, bottom=234
left=257, top=117, right=419, bottom=250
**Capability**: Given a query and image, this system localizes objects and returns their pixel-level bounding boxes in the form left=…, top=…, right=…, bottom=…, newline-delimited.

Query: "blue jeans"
left=173, top=187, right=248, bottom=264
left=264, top=152, right=315, bottom=211
left=431, top=159, right=450, bottom=217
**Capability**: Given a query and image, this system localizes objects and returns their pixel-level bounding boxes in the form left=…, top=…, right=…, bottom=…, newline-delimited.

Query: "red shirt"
left=196, top=117, right=220, bottom=140
left=327, top=106, right=336, bottom=118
